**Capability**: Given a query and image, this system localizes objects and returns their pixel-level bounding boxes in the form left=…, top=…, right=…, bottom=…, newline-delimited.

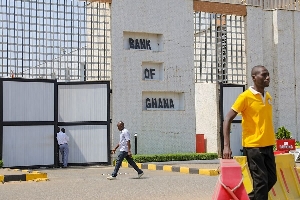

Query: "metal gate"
left=57, top=81, right=110, bottom=165
left=0, top=0, right=111, bottom=81
left=0, top=78, right=110, bottom=167
left=219, top=83, right=245, bottom=157
left=194, top=12, right=246, bottom=84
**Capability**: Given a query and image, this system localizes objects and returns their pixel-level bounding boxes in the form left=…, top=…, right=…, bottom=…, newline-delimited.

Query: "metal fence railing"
left=199, top=0, right=300, bottom=11
left=194, top=12, right=246, bottom=84
left=0, top=1, right=111, bottom=81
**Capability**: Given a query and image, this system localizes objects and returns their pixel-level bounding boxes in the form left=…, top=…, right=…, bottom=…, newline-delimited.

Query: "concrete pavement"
left=0, top=159, right=221, bottom=183
left=0, top=165, right=219, bottom=200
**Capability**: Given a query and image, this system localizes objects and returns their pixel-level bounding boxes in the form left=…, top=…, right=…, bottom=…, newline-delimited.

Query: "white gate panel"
left=222, top=85, right=244, bottom=157
left=63, top=125, right=108, bottom=163
left=58, top=84, right=108, bottom=122
left=3, top=126, right=54, bottom=167
left=222, top=86, right=243, bottom=121
left=3, top=81, right=54, bottom=122
left=230, top=123, right=243, bottom=156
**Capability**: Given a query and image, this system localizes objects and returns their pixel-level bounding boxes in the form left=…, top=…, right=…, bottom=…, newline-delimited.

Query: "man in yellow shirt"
left=223, top=65, right=277, bottom=200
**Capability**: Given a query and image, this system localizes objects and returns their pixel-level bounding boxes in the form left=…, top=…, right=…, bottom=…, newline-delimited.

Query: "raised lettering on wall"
left=129, top=38, right=151, bottom=50
left=146, top=98, right=174, bottom=109
left=144, top=68, right=155, bottom=79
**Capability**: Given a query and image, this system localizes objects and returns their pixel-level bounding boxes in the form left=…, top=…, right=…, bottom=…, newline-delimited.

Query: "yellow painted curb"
left=26, top=173, right=48, bottom=181
left=0, top=175, right=4, bottom=183
left=122, top=162, right=129, bottom=168
left=33, top=178, right=49, bottom=182
left=180, top=167, right=189, bottom=174
left=163, top=165, right=173, bottom=172
left=137, top=163, right=142, bottom=169
left=199, top=169, right=219, bottom=176
left=148, top=164, right=156, bottom=170
left=31, top=171, right=41, bottom=173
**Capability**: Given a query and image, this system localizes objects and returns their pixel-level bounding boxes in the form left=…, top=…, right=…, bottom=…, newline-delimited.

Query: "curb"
left=0, top=169, right=48, bottom=183
left=121, top=162, right=219, bottom=176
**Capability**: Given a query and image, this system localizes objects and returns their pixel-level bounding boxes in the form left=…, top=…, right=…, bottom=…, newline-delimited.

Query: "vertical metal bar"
left=71, top=0, right=73, bottom=79
left=103, top=3, right=107, bottom=80
left=35, top=1, right=38, bottom=78
left=77, top=2, right=81, bottom=79
left=196, top=12, right=199, bottom=82
left=230, top=15, right=233, bottom=83
left=210, top=13, right=214, bottom=83
left=235, top=15, right=239, bottom=83
left=54, top=81, right=58, bottom=167
left=21, top=1, right=24, bottom=77
left=13, top=0, right=16, bottom=76
left=58, top=0, right=61, bottom=78
left=240, top=16, right=244, bottom=83
left=50, top=0, right=53, bottom=78
left=1, top=0, right=5, bottom=76
left=194, top=12, right=198, bottom=83
left=217, top=15, right=223, bottom=83
left=224, top=15, right=228, bottom=83
left=12, top=1, right=18, bottom=76
left=205, top=13, right=209, bottom=82
left=29, top=0, right=31, bottom=77
left=97, top=3, right=100, bottom=80
left=43, top=0, right=45, bottom=78
left=6, top=0, right=8, bottom=76
left=63, top=0, right=66, bottom=79
left=90, top=2, right=94, bottom=80
left=0, top=80, right=3, bottom=160
left=84, top=1, right=87, bottom=81
left=213, top=14, right=217, bottom=83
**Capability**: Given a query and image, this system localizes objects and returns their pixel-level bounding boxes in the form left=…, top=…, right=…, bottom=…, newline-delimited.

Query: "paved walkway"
left=0, top=159, right=221, bottom=183
left=0, top=166, right=218, bottom=200
left=1, top=159, right=299, bottom=183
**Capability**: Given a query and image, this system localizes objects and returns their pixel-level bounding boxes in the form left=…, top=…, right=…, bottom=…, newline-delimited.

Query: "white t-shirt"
left=119, top=128, right=130, bottom=152
left=57, top=131, right=69, bottom=145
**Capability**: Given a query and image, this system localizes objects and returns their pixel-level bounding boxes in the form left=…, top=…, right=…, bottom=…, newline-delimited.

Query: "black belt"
left=59, top=143, right=67, bottom=145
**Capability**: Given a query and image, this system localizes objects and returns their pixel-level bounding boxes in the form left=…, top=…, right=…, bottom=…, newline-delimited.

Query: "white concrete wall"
left=246, top=7, right=300, bottom=139
left=111, top=0, right=195, bottom=154
left=195, top=83, right=219, bottom=153
left=294, top=11, right=300, bottom=140
left=275, top=10, right=297, bottom=136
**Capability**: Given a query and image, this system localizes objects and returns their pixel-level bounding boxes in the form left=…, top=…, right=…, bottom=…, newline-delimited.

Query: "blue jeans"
left=112, top=151, right=143, bottom=177
left=59, top=143, right=69, bottom=167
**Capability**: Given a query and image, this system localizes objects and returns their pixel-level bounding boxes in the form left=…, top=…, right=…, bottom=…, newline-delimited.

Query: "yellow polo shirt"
left=232, top=87, right=275, bottom=147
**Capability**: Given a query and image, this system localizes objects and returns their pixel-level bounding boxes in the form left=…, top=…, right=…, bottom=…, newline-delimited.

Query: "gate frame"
left=56, top=81, right=111, bottom=167
left=0, top=78, right=111, bottom=167
left=0, top=78, right=57, bottom=167
left=219, top=83, right=245, bottom=156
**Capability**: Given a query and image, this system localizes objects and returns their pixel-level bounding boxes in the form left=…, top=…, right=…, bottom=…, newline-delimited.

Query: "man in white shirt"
left=56, top=127, right=69, bottom=168
left=107, top=121, right=144, bottom=180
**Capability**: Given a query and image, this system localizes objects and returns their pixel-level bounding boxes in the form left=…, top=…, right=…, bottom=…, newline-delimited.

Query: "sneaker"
left=138, top=172, right=144, bottom=179
left=107, top=176, right=116, bottom=180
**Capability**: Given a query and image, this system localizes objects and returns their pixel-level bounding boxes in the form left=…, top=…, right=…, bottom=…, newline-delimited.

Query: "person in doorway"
left=222, top=65, right=277, bottom=200
left=107, top=121, right=144, bottom=180
left=57, top=127, right=69, bottom=168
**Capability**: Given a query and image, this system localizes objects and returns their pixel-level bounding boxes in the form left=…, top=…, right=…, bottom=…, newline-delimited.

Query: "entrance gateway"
left=0, top=78, right=110, bottom=167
